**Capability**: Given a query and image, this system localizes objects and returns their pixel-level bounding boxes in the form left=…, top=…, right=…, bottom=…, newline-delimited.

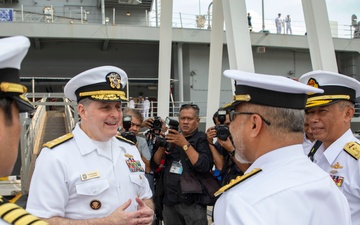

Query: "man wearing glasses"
left=151, top=104, right=213, bottom=225
left=213, top=70, right=351, bottom=225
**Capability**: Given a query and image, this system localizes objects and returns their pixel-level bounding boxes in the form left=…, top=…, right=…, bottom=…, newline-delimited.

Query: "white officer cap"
left=299, top=70, right=360, bottom=109
left=0, top=36, right=34, bottom=112
left=224, top=70, right=324, bottom=109
left=64, top=65, right=128, bottom=102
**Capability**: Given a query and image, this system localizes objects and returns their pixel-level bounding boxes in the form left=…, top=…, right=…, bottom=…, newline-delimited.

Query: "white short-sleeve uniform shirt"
left=214, top=145, right=351, bottom=225
left=312, top=128, right=360, bottom=224
left=302, top=135, right=315, bottom=155
left=0, top=220, right=8, bottom=224
left=27, top=123, right=152, bottom=219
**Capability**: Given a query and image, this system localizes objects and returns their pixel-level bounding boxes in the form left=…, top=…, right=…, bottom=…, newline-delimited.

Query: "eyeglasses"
left=229, top=111, right=271, bottom=126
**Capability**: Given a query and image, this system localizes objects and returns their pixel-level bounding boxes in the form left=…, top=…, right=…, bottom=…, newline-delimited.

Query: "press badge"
left=170, top=160, right=183, bottom=174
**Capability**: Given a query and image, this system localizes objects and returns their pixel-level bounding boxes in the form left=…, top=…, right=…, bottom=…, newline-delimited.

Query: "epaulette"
left=0, top=195, right=8, bottom=205
left=343, top=142, right=360, bottom=160
left=214, top=168, right=262, bottom=197
left=115, top=135, right=135, bottom=145
left=0, top=199, right=48, bottom=225
left=42, top=133, right=74, bottom=149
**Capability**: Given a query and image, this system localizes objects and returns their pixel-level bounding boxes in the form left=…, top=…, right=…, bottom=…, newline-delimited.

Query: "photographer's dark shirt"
left=215, top=141, right=243, bottom=186
left=155, top=129, right=213, bottom=206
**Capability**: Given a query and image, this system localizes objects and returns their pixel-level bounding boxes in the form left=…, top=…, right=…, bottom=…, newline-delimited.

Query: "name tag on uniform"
left=80, top=171, right=100, bottom=181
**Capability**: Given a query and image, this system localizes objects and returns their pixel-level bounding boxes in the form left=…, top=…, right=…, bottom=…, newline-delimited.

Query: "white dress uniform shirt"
left=0, top=219, right=9, bottom=224
left=143, top=99, right=150, bottom=118
left=312, top=128, right=360, bottom=224
left=275, top=17, right=282, bottom=33
left=214, top=145, right=351, bottom=225
left=129, top=99, right=135, bottom=109
left=27, top=123, right=152, bottom=219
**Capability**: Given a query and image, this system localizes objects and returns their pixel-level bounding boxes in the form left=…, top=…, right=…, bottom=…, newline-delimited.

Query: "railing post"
left=113, top=8, right=116, bottom=25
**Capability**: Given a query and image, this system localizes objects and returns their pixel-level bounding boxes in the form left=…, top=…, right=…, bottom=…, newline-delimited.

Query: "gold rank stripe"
left=42, top=133, right=74, bottom=149
left=233, top=94, right=251, bottom=102
left=116, top=135, right=135, bottom=145
left=214, top=168, right=262, bottom=197
left=344, top=142, right=360, bottom=160
left=79, top=90, right=127, bottom=101
left=306, top=95, right=350, bottom=108
left=0, top=203, right=48, bottom=225
left=307, top=94, right=350, bottom=102
left=0, top=82, right=27, bottom=94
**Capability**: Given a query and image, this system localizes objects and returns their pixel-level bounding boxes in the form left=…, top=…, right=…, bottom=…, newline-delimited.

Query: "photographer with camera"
left=151, top=104, right=213, bottom=225
left=122, top=108, right=154, bottom=194
left=206, top=107, right=249, bottom=186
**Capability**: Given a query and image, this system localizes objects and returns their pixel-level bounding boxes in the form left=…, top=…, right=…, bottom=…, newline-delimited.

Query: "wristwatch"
left=229, top=150, right=236, bottom=157
left=183, top=143, right=191, bottom=151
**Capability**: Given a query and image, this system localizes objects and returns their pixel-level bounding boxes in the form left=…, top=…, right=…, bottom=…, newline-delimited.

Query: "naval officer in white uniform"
left=300, top=70, right=360, bottom=225
left=0, top=36, right=48, bottom=225
left=213, top=70, right=351, bottom=225
left=27, top=66, right=154, bottom=225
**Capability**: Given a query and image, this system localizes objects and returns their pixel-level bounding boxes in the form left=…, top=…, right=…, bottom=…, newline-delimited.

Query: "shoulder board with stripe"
left=0, top=196, right=8, bottom=205
left=116, top=135, right=135, bottom=145
left=0, top=202, right=48, bottom=225
left=42, top=133, right=74, bottom=149
left=214, top=168, right=262, bottom=197
left=343, top=142, right=360, bottom=160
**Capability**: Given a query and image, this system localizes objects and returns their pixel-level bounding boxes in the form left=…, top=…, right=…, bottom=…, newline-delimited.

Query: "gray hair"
left=246, top=104, right=304, bottom=135
left=78, top=98, right=93, bottom=107
left=337, top=100, right=355, bottom=110
left=123, top=107, right=144, bottom=123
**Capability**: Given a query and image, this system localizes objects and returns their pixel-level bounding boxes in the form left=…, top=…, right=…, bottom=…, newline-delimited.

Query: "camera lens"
left=152, top=136, right=167, bottom=148
left=216, top=125, right=230, bottom=141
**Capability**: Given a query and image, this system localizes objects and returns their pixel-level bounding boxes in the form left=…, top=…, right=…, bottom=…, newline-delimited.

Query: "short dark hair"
left=212, top=111, right=218, bottom=124
left=180, top=104, right=199, bottom=118
left=0, top=97, right=15, bottom=126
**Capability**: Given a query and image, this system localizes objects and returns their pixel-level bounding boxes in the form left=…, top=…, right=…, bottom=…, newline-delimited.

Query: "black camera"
left=120, top=115, right=137, bottom=144
left=215, top=110, right=230, bottom=141
left=145, top=116, right=162, bottom=143
left=165, top=116, right=179, bottom=131
left=152, top=117, right=179, bottom=153
left=152, top=116, right=162, bottom=131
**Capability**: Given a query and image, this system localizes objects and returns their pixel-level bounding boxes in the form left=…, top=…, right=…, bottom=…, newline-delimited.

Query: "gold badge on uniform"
left=331, top=162, right=343, bottom=169
left=90, top=199, right=102, bottom=210
left=80, top=171, right=100, bottom=181
left=124, top=153, right=134, bottom=158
